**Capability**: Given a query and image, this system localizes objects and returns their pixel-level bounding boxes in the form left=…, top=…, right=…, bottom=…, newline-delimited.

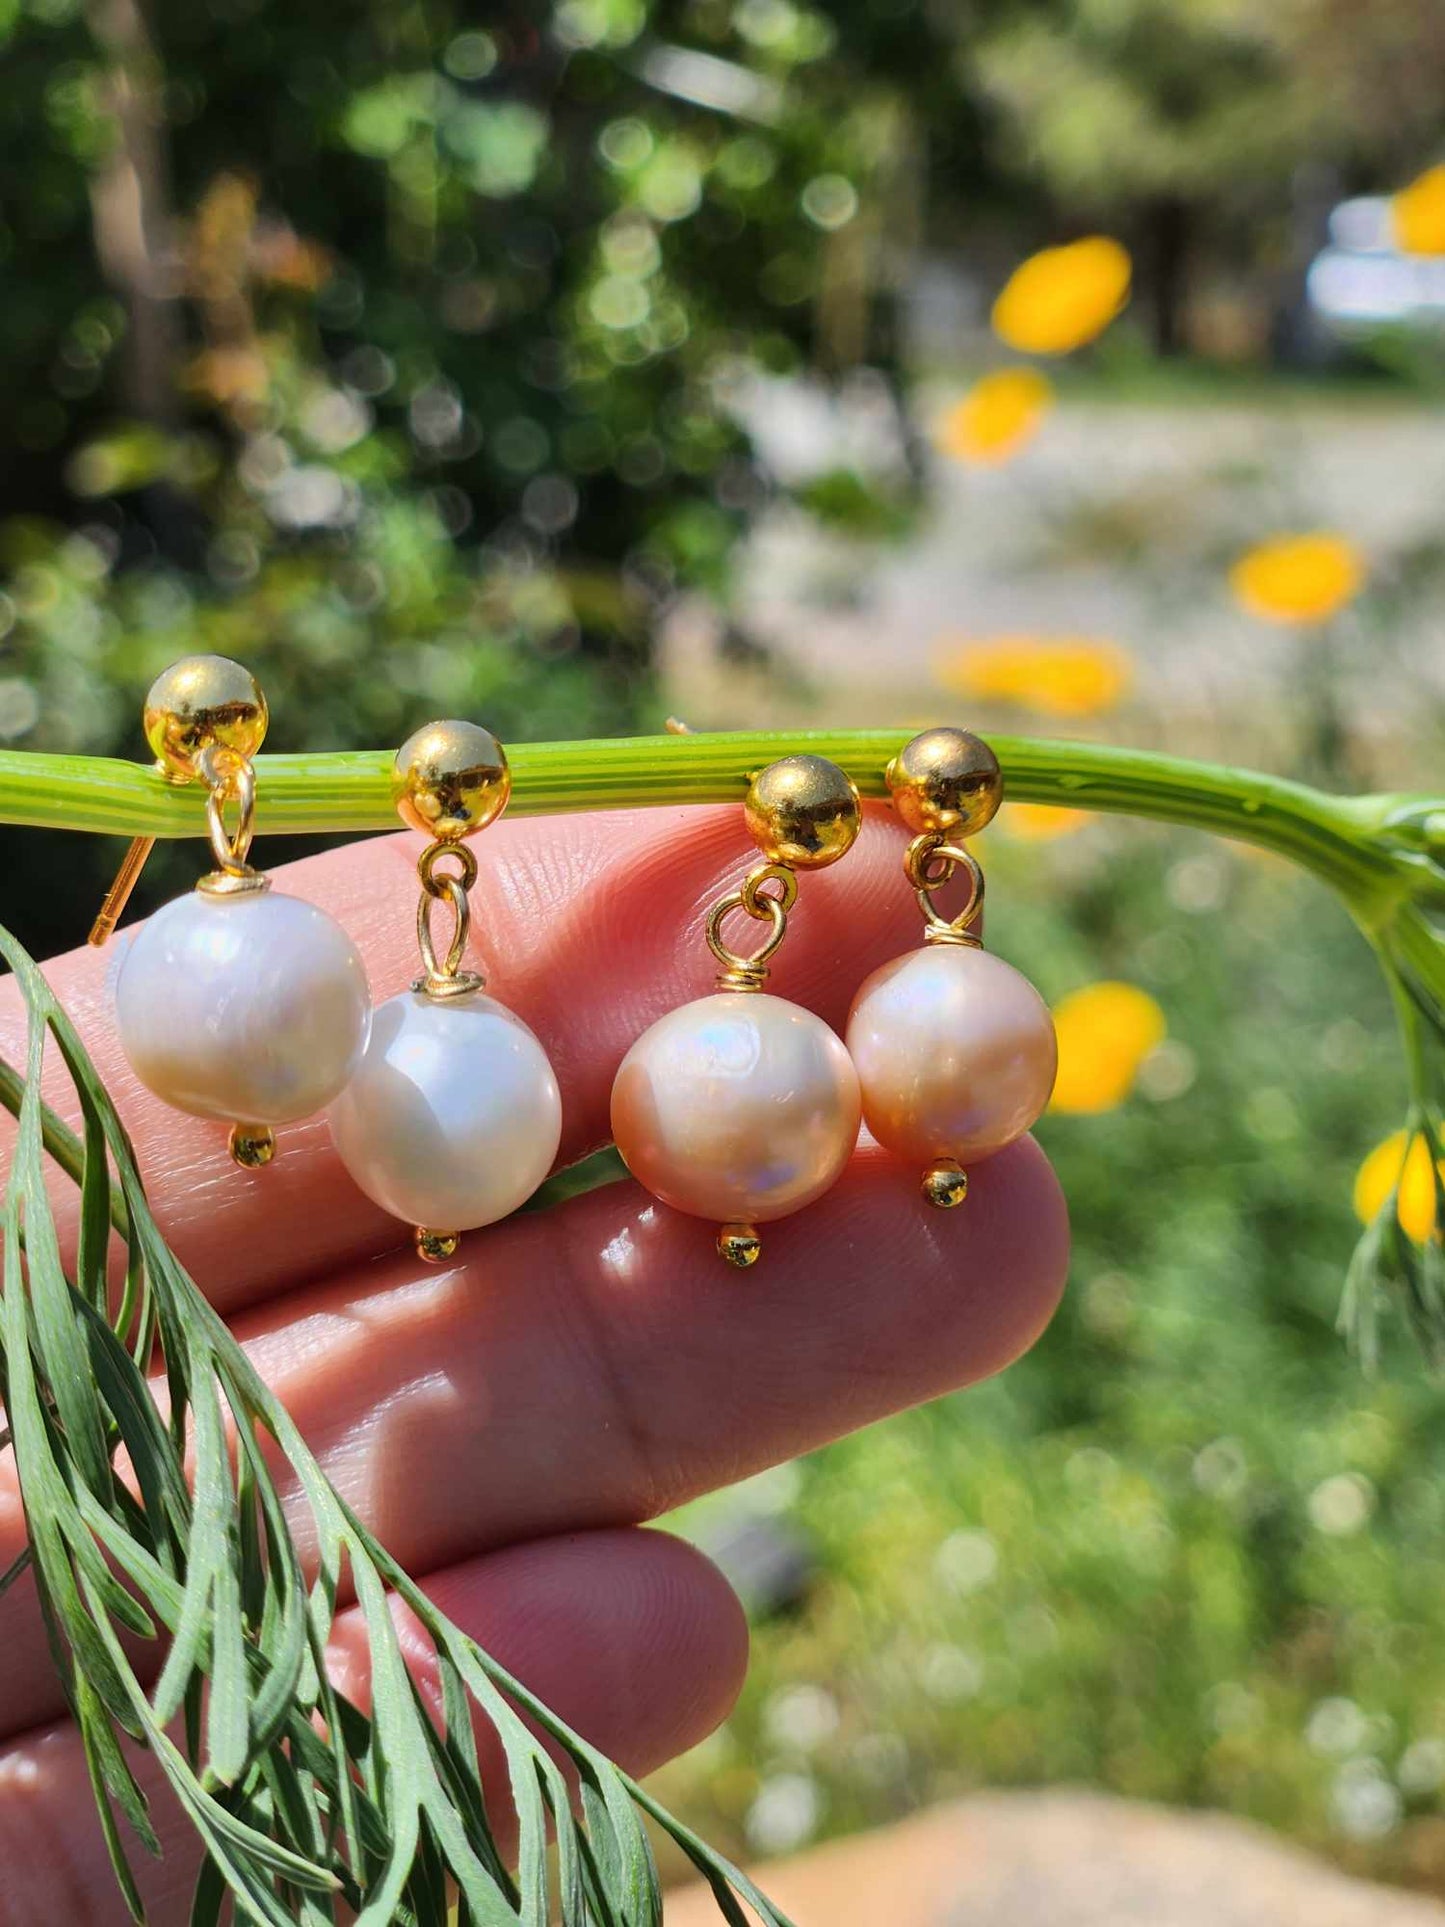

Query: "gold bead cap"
left=394, top=720, right=510, bottom=841
left=744, top=754, right=862, bottom=870
left=718, top=1223, right=762, bottom=1268
left=886, top=727, right=1002, bottom=836
left=143, top=654, right=268, bottom=782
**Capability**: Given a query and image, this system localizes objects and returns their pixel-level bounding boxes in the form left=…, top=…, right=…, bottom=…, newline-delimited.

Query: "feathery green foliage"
left=0, top=921, right=786, bottom=1924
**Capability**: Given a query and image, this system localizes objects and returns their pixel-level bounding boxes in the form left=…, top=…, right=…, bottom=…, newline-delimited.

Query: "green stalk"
left=0, top=732, right=1417, bottom=908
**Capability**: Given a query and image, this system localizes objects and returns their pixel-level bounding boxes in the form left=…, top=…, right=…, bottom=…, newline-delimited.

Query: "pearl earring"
left=97, top=654, right=371, bottom=1168
left=846, top=727, right=1057, bottom=1207
left=326, top=721, right=562, bottom=1263
left=610, top=754, right=863, bottom=1269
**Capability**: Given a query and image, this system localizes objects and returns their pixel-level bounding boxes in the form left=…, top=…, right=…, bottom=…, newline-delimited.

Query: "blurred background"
left=4, top=0, right=1445, bottom=1914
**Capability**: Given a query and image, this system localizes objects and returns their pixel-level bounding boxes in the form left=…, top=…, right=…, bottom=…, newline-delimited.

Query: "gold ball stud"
left=717, top=1223, right=762, bottom=1268
left=415, top=1227, right=461, bottom=1263
left=921, top=1158, right=969, bottom=1209
left=886, top=728, right=1002, bottom=837
left=143, top=654, right=268, bottom=783
left=744, top=754, right=862, bottom=870
left=394, top=721, right=510, bottom=842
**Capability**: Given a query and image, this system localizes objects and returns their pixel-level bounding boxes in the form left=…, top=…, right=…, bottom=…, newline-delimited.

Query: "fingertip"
left=952, top=1133, right=1071, bottom=1373
left=849, top=1131, right=1070, bottom=1380
left=622, top=1529, right=751, bottom=1769
left=677, top=1131, right=1069, bottom=1417
left=385, top=1527, right=750, bottom=1777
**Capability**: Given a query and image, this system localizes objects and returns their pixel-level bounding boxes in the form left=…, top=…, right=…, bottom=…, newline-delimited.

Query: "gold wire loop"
left=195, top=744, right=268, bottom=898
left=199, top=746, right=257, bottom=875
left=904, top=833, right=986, bottom=946
left=706, top=859, right=798, bottom=990
left=416, top=876, right=471, bottom=983
left=413, top=840, right=484, bottom=996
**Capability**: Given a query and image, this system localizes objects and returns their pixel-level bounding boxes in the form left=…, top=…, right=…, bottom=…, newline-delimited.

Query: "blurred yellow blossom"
left=1002, top=802, right=1091, bottom=841
left=1393, top=166, right=1445, bottom=256
left=936, top=368, right=1053, bottom=465
left=1230, top=533, right=1364, bottom=625
left=1353, top=1130, right=1443, bottom=1244
left=1049, top=983, right=1167, bottom=1115
left=992, top=238, right=1132, bottom=356
left=935, top=634, right=1133, bottom=717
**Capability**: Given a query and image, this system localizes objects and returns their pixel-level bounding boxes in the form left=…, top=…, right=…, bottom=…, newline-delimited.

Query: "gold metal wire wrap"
left=414, top=841, right=483, bottom=997
left=706, top=860, right=798, bottom=991
left=904, top=833, right=986, bottom=946
left=195, top=745, right=268, bottom=899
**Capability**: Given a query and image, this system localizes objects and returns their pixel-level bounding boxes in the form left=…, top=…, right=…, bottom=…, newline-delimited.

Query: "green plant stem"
left=0, top=732, right=1416, bottom=912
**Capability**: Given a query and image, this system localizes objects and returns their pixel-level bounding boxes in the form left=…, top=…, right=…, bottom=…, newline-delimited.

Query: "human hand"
left=0, top=805, right=1068, bottom=1922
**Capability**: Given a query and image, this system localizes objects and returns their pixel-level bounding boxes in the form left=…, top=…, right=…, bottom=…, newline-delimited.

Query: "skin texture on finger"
left=0, top=805, right=921, bottom=1316
left=0, top=1528, right=746, bottom=1927
left=0, top=1135, right=1068, bottom=1740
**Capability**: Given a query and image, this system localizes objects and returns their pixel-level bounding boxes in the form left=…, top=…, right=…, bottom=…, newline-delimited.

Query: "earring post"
left=87, top=834, right=156, bottom=946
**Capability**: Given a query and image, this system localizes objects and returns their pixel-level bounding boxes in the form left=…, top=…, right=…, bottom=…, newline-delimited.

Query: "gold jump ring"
left=418, top=842, right=479, bottom=898
left=740, top=861, right=799, bottom=921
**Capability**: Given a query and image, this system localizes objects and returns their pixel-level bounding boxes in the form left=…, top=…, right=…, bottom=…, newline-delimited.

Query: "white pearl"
left=327, top=989, right=562, bottom=1233
left=610, top=992, right=861, bottom=1224
left=846, top=944, right=1056, bottom=1165
left=114, top=889, right=370, bottom=1125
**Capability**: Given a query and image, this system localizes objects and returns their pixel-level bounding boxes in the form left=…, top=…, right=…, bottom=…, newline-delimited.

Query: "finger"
left=1, top=1132, right=1067, bottom=1738
left=0, top=804, right=920, bottom=1313
left=0, top=1527, right=745, bottom=1926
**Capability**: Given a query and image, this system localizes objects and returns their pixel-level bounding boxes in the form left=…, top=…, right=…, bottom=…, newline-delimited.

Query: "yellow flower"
left=1230, top=533, right=1364, bottom=625
left=1001, top=802, right=1091, bottom=842
left=1353, top=1130, right=1443, bottom=1244
left=992, top=237, right=1132, bottom=356
left=1049, top=982, right=1167, bottom=1115
left=1393, top=166, right=1445, bottom=256
left=934, top=634, right=1133, bottom=718
left=936, top=367, right=1053, bottom=465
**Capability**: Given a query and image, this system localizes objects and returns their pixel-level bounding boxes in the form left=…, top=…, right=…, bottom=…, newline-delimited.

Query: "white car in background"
left=1308, top=196, right=1445, bottom=334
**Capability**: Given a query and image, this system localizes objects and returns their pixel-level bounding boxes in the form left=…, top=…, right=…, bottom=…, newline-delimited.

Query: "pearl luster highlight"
left=610, top=992, right=861, bottom=1224
left=846, top=945, right=1056, bottom=1167
left=114, top=890, right=370, bottom=1126
left=327, top=989, right=562, bottom=1234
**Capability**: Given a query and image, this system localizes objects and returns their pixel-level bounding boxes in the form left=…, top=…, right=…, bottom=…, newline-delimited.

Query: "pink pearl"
left=611, top=992, right=861, bottom=1224
left=846, top=945, right=1056, bottom=1165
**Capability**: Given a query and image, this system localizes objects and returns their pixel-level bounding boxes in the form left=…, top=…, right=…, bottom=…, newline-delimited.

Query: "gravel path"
left=670, top=392, right=1445, bottom=763
left=664, top=1790, right=1445, bottom=1926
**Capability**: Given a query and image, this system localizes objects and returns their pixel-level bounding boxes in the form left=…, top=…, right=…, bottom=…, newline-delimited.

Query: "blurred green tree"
left=0, top=0, right=953, bottom=951
left=968, top=0, right=1445, bottom=353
